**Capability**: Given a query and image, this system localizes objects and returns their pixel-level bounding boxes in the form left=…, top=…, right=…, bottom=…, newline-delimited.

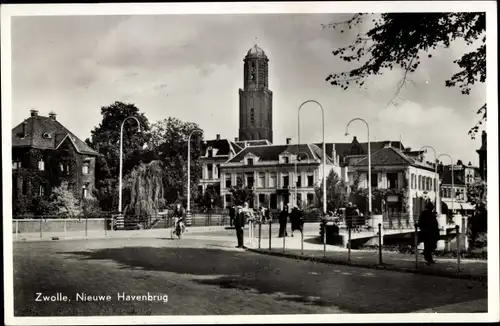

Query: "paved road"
left=13, top=237, right=487, bottom=316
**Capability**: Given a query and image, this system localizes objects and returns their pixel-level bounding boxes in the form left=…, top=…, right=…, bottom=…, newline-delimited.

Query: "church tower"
left=238, top=45, right=273, bottom=143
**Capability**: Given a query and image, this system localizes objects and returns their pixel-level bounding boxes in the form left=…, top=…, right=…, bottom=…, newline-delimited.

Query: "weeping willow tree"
left=125, top=160, right=166, bottom=222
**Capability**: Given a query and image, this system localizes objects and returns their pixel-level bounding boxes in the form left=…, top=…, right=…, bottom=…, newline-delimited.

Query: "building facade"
left=439, top=161, right=481, bottom=213
left=238, top=45, right=273, bottom=143
left=219, top=142, right=337, bottom=209
left=12, top=110, right=99, bottom=213
left=476, top=130, right=487, bottom=181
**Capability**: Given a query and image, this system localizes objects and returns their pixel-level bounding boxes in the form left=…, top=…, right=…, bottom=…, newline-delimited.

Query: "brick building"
left=12, top=110, right=99, bottom=211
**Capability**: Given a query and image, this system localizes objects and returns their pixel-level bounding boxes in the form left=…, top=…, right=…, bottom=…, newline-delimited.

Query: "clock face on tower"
left=250, top=67, right=256, bottom=80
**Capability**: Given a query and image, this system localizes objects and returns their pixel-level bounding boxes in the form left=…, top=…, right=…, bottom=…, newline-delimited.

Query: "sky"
left=10, top=13, right=487, bottom=165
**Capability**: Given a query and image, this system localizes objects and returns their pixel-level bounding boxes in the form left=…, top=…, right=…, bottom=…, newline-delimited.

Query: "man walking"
left=278, top=205, right=289, bottom=238
left=234, top=206, right=246, bottom=248
left=417, top=201, right=440, bottom=264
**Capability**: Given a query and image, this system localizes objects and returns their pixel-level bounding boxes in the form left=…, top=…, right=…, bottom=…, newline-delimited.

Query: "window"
left=307, top=175, right=314, bottom=187
left=418, top=175, right=422, bottom=190
left=411, top=174, right=415, bottom=189
left=250, top=108, right=255, bottom=125
left=225, top=194, right=231, bottom=205
left=39, top=185, right=45, bottom=197
left=371, top=173, right=378, bottom=188
left=207, top=149, right=213, bottom=157
left=387, top=173, right=399, bottom=189
left=259, top=194, right=266, bottom=203
left=258, top=173, right=265, bottom=188
left=246, top=173, right=254, bottom=188
left=215, top=164, right=220, bottom=179
left=82, top=185, right=89, bottom=199
left=247, top=158, right=254, bottom=166
left=307, top=193, right=314, bottom=206
left=22, top=179, right=28, bottom=195
left=269, top=173, right=277, bottom=188
left=283, top=175, right=289, bottom=188
left=38, top=159, right=45, bottom=171
left=297, top=193, right=302, bottom=206
left=207, top=164, right=213, bottom=179
left=296, top=175, right=302, bottom=188
left=82, top=163, right=89, bottom=174
left=283, top=156, right=289, bottom=164
left=13, top=160, right=21, bottom=169
left=225, top=174, right=232, bottom=188
left=270, top=194, right=277, bottom=209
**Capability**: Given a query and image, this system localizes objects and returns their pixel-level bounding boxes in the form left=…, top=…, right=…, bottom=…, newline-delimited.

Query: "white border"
left=2, top=2, right=498, bottom=325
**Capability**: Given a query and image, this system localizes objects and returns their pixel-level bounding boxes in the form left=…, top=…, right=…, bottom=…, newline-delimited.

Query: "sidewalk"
left=246, top=235, right=488, bottom=282
left=12, top=225, right=228, bottom=242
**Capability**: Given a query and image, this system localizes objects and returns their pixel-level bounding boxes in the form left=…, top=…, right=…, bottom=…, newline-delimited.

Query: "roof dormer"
left=279, top=152, right=292, bottom=164
left=243, top=152, right=259, bottom=165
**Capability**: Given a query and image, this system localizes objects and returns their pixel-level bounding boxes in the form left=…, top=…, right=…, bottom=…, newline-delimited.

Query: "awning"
left=442, top=199, right=475, bottom=211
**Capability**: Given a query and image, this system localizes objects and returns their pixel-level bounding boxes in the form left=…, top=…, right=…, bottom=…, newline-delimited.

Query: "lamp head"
left=344, top=132, right=349, bottom=137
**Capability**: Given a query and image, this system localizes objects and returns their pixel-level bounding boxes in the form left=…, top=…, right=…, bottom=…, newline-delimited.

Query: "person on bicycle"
left=173, top=203, right=186, bottom=233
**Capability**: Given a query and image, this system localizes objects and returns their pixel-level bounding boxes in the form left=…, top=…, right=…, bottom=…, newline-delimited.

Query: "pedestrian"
left=234, top=206, right=246, bottom=248
left=229, top=205, right=236, bottom=227
left=278, top=205, right=289, bottom=237
left=290, top=206, right=303, bottom=237
left=352, top=204, right=362, bottom=232
left=265, top=207, right=270, bottom=223
left=417, top=200, right=440, bottom=264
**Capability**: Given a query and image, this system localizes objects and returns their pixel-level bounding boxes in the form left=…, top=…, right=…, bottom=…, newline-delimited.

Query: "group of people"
left=278, top=205, right=304, bottom=238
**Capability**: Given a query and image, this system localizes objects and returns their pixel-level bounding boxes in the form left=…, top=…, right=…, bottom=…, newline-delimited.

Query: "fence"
left=248, top=218, right=471, bottom=275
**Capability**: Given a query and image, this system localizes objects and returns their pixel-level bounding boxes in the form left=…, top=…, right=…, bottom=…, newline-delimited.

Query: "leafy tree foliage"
left=125, top=160, right=165, bottom=218
left=50, top=181, right=83, bottom=217
left=325, top=13, right=486, bottom=138
left=229, top=176, right=254, bottom=206
left=199, top=185, right=222, bottom=209
left=147, top=117, right=204, bottom=206
left=315, top=169, right=348, bottom=212
left=85, top=101, right=152, bottom=211
left=467, top=180, right=487, bottom=208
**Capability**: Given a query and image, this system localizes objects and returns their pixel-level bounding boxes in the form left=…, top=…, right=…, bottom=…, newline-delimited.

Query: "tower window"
left=250, top=108, right=255, bottom=125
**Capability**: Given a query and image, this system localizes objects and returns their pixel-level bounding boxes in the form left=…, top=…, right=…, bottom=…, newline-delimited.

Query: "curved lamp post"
left=419, top=146, right=440, bottom=214
left=437, top=153, right=454, bottom=215
left=119, top=116, right=142, bottom=214
left=298, top=100, right=326, bottom=214
left=187, top=129, right=204, bottom=213
left=294, top=151, right=311, bottom=207
left=345, top=118, right=371, bottom=216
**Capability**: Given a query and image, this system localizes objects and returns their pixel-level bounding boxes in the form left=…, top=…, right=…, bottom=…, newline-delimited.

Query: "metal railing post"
left=282, top=225, right=286, bottom=253
left=85, top=215, right=88, bottom=238
left=15, top=220, right=19, bottom=240
left=64, top=219, right=67, bottom=238
left=456, top=225, right=461, bottom=273
left=348, top=225, right=351, bottom=262
left=104, top=215, right=108, bottom=237
left=258, top=221, right=262, bottom=249
left=301, top=227, right=304, bottom=256
left=40, top=217, right=43, bottom=239
left=323, top=223, right=326, bottom=258
left=268, top=220, right=272, bottom=250
left=378, top=223, right=383, bottom=265
left=414, top=223, right=419, bottom=269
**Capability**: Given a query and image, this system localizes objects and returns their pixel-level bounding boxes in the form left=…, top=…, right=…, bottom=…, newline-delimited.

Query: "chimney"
left=49, top=111, right=57, bottom=120
left=286, top=138, right=291, bottom=145
left=468, top=161, right=472, bottom=166
left=234, top=137, right=239, bottom=142
left=352, top=136, right=357, bottom=142
left=216, top=134, right=220, bottom=141
left=30, top=109, right=38, bottom=117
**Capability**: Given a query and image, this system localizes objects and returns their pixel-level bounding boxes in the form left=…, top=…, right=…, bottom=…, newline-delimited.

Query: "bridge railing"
left=382, top=213, right=414, bottom=230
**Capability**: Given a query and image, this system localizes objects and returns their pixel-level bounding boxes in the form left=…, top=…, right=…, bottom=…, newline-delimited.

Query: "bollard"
left=104, top=215, right=107, bottom=237
left=378, top=223, right=383, bottom=265
left=414, top=224, right=419, bottom=269
left=323, top=223, right=326, bottom=258
left=348, top=226, right=351, bottom=262
left=15, top=220, right=19, bottom=240
left=64, top=219, right=67, bottom=238
left=258, top=221, right=262, bottom=249
left=456, top=225, right=461, bottom=273
left=301, top=228, right=304, bottom=256
left=40, top=217, right=43, bottom=239
left=268, top=220, right=272, bottom=250
left=282, top=226, right=286, bottom=253
left=85, top=216, right=88, bottom=238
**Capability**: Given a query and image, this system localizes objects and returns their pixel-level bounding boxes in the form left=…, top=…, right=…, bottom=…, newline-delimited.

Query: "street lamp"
left=298, top=100, right=326, bottom=214
left=437, top=153, right=454, bottom=215
left=345, top=118, right=371, bottom=216
left=419, top=146, right=440, bottom=215
left=187, top=129, right=203, bottom=213
left=119, top=116, right=142, bottom=214
left=294, top=151, right=311, bottom=207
